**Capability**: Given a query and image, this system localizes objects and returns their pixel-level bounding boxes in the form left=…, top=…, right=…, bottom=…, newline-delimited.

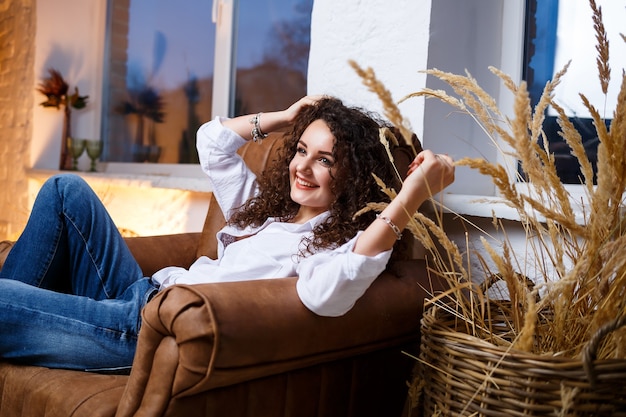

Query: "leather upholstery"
left=0, top=130, right=435, bottom=417
left=0, top=241, right=11, bottom=271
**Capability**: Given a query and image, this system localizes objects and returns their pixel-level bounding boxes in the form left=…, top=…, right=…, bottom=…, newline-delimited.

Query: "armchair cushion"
left=125, top=232, right=202, bottom=277
left=195, top=131, right=285, bottom=260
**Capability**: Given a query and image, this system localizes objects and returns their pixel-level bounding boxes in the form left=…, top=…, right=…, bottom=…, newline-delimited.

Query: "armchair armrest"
left=116, top=260, right=435, bottom=416
left=124, top=233, right=202, bottom=276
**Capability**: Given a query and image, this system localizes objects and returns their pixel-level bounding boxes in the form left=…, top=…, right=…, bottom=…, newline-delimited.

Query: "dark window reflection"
left=233, top=0, right=313, bottom=117
left=104, top=0, right=215, bottom=164
left=523, top=0, right=618, bottom=185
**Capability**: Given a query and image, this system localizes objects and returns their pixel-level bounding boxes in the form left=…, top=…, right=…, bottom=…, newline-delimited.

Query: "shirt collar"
left=268, top=210, right=330, bottom=230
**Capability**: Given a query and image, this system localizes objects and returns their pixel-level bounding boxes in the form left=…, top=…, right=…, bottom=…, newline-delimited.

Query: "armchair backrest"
left=196, top=132, right=285, bottom=259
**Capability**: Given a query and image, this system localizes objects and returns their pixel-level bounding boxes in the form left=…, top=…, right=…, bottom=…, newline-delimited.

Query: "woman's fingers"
left=406, top=151, right=455, bottom=192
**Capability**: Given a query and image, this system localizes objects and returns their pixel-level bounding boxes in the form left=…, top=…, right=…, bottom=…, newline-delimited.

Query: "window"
left=101, top=0, right=312, bottom=165
left=523, top=0, right=626, bottom=184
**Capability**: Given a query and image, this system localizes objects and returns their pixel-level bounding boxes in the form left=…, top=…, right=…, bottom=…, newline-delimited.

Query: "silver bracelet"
left=249, top=112, right=269, bottom=144
left=376, top=214, right=403, bottom=240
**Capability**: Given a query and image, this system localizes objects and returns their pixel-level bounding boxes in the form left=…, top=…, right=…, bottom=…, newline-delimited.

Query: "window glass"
left=103, top=0, right=312, bottom=165
left=232, top=0, right=313, bottom=116
left=523, top=0, right=626, bottom=184
left=103, top=0, right=215, bottom=164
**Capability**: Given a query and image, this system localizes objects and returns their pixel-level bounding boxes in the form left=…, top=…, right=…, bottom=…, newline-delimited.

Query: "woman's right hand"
left=222, top=95, right=325, bottom=140
left=282, top=95, right=325, bottom=123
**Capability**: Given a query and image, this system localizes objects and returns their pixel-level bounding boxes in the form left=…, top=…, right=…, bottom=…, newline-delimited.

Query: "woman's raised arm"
left=221, top=96, right=323, bottom=140
left=353, top=150, right=455, bottom=257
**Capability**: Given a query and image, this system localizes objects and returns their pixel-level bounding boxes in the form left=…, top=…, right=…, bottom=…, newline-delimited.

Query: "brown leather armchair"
left=0, top=132, right=434, bottom=417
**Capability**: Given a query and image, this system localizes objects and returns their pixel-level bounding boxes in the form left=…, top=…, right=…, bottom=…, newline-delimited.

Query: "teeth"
left=296, top=177, right=316, bottom=188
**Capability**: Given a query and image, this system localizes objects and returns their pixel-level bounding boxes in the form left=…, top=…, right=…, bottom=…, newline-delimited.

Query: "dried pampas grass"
left=354, top=0, right=626, bottom=361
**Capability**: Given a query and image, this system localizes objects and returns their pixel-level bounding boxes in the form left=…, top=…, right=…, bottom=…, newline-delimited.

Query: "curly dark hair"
left=228, top=97, right=397, bottom=256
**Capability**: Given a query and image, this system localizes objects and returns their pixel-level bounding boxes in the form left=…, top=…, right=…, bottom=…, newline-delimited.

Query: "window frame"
left=99, top=0, right=309, bottom=179
left=434, top=0, right=601, bottom=221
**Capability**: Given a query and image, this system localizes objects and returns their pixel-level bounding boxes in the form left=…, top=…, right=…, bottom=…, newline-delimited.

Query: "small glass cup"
left=85, top=140, right=102, bottom=172
left=69, top=137, right=86, bottom=171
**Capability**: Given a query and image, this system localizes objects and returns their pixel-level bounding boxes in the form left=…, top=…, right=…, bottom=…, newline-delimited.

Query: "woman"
left=0, top=96, right=454, bottom=372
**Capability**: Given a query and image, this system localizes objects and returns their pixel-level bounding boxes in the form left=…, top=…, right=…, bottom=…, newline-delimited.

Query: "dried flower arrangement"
left=353, top=0, right=626, bottom=413
left=37, top=68, right=89, bottom=170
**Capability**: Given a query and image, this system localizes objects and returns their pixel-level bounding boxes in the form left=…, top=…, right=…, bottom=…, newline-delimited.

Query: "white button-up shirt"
left=152, top=118, right=392, bottom=316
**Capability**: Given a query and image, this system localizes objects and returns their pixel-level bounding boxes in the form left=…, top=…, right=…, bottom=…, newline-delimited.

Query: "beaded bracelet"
left=376, top=214, right=403, bottom=240
left=249, top=112, right=269, bottom=144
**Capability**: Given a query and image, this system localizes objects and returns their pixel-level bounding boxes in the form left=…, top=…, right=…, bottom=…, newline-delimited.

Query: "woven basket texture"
left=418, top=304, right=626, bottom=416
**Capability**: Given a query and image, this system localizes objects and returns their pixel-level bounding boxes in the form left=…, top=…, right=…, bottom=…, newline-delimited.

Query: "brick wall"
left=0, top=0, right=35, bottom=241
left=105, top=0, right=130, bottom=161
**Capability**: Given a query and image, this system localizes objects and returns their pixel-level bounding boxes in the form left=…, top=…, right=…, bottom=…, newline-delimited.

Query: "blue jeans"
left=0, top=174, right=157, bottom=372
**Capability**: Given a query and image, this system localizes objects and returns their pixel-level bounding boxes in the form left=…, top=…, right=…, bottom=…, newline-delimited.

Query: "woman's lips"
left=295, top=176, right=318, bottom=189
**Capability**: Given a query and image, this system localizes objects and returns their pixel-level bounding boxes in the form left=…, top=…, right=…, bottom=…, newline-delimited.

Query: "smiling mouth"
left=296, top=176, right=318, bottom=188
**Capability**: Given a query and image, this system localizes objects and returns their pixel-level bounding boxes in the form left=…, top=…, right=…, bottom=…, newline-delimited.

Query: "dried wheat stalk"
left=352, top=0, right=626, bottom=360
left=348, top=60, right=419, bottom=157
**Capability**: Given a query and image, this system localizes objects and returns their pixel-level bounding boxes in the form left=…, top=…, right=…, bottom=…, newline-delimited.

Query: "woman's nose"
left=297, top=156, right=313, bottom=172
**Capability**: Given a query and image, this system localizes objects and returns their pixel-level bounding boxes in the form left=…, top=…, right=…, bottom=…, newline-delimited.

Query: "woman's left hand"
left=402, top=150, right=455, bottom=202
left=352, top=150, right=454, bottom=257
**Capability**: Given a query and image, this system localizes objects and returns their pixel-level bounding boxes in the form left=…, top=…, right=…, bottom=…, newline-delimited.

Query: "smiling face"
left=288, top=119, right=337, bottom=223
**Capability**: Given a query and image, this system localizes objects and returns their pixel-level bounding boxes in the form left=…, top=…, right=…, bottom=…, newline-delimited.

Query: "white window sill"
left=26, top=163, right=213, bottom=193
left=438, top=193, right=520, bottom=220
left=441, top=184, right=594, bottom=224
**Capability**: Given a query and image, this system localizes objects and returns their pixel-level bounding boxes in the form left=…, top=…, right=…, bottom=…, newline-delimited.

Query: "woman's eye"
left=296, top=147, right=306, bottom=155
left=320, top=157, right=334, bottom=167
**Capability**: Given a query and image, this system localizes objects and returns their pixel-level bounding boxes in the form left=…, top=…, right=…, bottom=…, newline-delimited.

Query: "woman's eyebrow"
left=298, top=140, right=333, bottom=157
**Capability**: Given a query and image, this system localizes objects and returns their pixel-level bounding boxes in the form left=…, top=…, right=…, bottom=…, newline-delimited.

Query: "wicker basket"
left=417, top=304, right=626, bottom=416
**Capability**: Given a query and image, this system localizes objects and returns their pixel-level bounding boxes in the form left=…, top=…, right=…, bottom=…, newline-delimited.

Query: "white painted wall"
left=308, top=0, right=431, bottom=140
left=32, top=0, right=106, bottom=170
